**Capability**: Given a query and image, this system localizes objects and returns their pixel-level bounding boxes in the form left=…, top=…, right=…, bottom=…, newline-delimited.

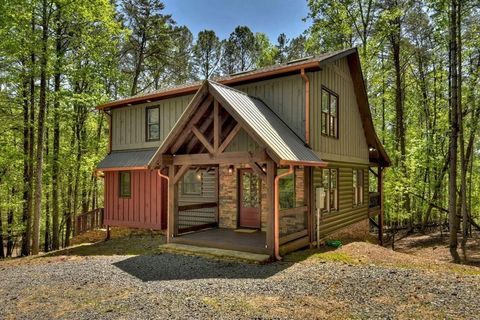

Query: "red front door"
left=239, top=169, right=261, bottom=228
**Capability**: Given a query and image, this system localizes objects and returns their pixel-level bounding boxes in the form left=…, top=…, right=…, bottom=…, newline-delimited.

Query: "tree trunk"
left=6, top=187, right=15, bottom=257
left=21, top=7, right=36, bottom=257
left=44, top=124, right=50, bottom=253
left=32, top=0, right=49, bottom=255
left=448, top=0, right=460, bottom=262
left=0, top=207, right=4, bottom=259
left=51, top=9, right=62, bottom=250
left=21, top=73, right=32, bottom=256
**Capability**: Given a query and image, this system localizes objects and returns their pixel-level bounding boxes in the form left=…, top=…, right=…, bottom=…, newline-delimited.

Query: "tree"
left=192, top=30, right=222, bottom=79
left=220, top=26, right=258, bottom=74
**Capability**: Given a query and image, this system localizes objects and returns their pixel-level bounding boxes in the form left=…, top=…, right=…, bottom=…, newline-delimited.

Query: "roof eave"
left=96, top=61, right=321, bottom=111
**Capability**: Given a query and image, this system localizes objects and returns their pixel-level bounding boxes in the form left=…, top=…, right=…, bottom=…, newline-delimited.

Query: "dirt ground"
left=391, top=230, right=480, bottom=266
left=0, top=228, right=479, bottom=319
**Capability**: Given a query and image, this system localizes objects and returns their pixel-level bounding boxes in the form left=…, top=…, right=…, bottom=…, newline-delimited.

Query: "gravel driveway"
left=1, top=251, right=479, bottom=319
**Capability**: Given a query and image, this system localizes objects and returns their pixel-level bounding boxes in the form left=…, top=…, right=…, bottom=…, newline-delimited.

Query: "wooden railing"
left=369, top=192, right=380, bottom=208
left=178, top=202, right=218, bottom=233
left=74, top=208, right=104, bottom=236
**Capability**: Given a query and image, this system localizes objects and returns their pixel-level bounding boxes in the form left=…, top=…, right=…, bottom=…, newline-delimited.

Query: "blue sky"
left=163, top=0, right=311, bottom=42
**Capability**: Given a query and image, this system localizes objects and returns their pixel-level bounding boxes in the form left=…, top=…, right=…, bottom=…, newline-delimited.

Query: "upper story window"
left=182, top=170, right=202, bottom=195
left=321, top=87, right=338, bottom=138
left=119, top=171, right=131, bottom=198
left=146, top=107, right=160, bottom=141
left=353, top=169, right=364, bottom=206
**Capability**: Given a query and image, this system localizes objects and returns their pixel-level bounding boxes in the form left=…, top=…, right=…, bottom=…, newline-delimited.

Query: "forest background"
left=0, top=0, right=478, bottom=261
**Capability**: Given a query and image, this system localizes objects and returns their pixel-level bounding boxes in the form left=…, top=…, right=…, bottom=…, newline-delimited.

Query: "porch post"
left=167, top=165, right=179, bottom=242
left=304, top=166, right=312, bottom=243
left=266, top=159, right=276, bottom=256
left=378, top=166, right=384, bottom=246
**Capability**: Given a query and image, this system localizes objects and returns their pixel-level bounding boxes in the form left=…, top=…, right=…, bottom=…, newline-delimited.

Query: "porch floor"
left=172, top=228, right=269, bottom=255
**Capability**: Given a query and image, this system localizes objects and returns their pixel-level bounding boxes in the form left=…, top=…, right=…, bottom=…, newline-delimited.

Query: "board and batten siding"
left=104, top=170, right=167, bottom=230
left=111, top=94, right=193, bottom=151
left=310, top=58, right=369, bottom=164
left=235, top=74, right=306, bottom=139
left=312, top=166, right=369, bottom=239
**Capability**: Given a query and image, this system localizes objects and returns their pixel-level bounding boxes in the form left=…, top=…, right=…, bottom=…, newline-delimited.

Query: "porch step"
left=159, top=243, right=271, bottom=264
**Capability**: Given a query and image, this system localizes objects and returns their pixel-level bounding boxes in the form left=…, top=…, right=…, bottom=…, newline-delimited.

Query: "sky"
left=163, top=0, right=311, bottom=42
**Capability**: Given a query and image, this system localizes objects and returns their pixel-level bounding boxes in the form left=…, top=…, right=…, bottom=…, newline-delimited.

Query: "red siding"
left=104, top=170, right=167, bottom=230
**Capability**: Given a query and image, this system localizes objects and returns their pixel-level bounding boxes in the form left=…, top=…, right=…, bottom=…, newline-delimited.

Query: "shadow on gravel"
left=113, top=253, right=294, bottom=281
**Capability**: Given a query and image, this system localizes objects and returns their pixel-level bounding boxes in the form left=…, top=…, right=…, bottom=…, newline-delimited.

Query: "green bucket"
left=326, top=240, right=342, bottom=248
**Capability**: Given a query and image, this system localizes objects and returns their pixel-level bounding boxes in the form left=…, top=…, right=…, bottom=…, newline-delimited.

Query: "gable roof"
left=97, top=48, right=356, bottom=111
left=149, top=80, right=327, bottom=167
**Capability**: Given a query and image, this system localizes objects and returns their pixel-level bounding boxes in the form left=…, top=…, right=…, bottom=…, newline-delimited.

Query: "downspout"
left=157, top=170, right=170, bottom=243
left=274, top=165, right=294, bottom=260
left=300, top=69, right=310, bottom=145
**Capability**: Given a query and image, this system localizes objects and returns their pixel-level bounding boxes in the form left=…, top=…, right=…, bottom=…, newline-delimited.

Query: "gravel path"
left=1, top=252, right=479, bottom=319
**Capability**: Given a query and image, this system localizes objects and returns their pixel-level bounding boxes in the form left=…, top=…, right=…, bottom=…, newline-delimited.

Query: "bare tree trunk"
left=21, top=8, right=36, bottom=257
left=457, top=2, right=468, bottom=254
left=0, top=207, right=4, bottom=259
left=7, top=187, right=15, bottom=257
left=44, top=124, right=50, bottom=253
left=448, top=0, right=460, bottom=262
left=51, top=8, right=62, bottom=250
left=21, top=73, right=32, bottom=256
left=32, top=0, right=49, bottom=255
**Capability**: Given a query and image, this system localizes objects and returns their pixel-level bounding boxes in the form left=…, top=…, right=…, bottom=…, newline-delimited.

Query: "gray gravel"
left=0, top=253, right=479, bottom=319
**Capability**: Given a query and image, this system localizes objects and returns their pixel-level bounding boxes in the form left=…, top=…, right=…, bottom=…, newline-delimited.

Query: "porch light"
left=228, top=165, right=234, bottom=175
left=369, top=147, right=376, bottom=152
left=262, top=164, right=267, bottom=172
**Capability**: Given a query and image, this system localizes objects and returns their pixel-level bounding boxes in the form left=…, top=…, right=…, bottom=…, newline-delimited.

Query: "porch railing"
left=74, top=208, right=104, bottom=236
left=279, top=206, right=308, bottom=242
left=369, top=192, right=381, bottom=208
left=178, top=202, right=218, bottom=233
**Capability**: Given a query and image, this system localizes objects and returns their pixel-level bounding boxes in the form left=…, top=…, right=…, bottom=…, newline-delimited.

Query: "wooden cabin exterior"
left=96, top=48, right=390, bottom=259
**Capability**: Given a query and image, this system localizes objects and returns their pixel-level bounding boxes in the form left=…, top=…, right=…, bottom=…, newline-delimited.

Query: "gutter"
left=274, top=165, right=294, bottom=260
left=300, top=69, right=310, bottom=145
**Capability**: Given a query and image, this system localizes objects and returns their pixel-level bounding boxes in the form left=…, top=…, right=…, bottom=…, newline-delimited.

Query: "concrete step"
left=159, top=243, right=271, bottom=264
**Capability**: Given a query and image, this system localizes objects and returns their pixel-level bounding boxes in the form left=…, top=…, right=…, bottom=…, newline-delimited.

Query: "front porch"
left=173, top=228, right=268, bottom=254
left=150, top=80, right=326, bottom=259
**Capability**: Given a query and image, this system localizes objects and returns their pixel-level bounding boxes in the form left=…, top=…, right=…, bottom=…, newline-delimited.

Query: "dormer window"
left=146, top=107, right=160, bottom=141
left=321, top=87, right=338, bottom=138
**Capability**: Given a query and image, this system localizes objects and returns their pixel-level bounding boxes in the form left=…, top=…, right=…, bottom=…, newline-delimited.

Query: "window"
left=279, top=168, right=296, bottom=209
left=320, top=168, right=338, bottom=212
left=119, top=171, right=131, bottom=198
left=353, top=169, right=364, bottom=206
left=182, top=170, right=202, bottom=195
left=321, top=87, right=338, bottom=138
left=146, top=107, right=160, bottom=141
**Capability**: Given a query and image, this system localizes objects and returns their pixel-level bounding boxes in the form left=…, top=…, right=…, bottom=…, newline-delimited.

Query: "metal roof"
left=97, top=148, right=157, bottom=170
left=97, top=48, right=357, bottom=110
left=208, top=81, right=325, bottom=166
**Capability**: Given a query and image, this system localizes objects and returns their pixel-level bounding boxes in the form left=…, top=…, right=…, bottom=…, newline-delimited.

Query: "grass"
left=284, top=247, right=360, bottom=265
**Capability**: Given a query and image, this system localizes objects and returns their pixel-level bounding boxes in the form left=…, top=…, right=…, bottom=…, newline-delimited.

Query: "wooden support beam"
left=369, top=167, right=378, bottom=177
left=185, top=110, right=214, bottom=153
left=265, top=160, right=276, bottom=256
left=378, top=166, right=384, bottom=246
left=171, top=95, right=213, bottom=153
left=249, top=161, right=266, bottom=181
left=167, top=165, right=178, bottom=241
left=173, top=164, right=190, bottom=184
left=218, top=123, right=241, bottom=153
left=172, top=151, right=268, bottom=166
left=192, top=126, right=214, bottom=154
left=213, top=100, right=220, bottom=153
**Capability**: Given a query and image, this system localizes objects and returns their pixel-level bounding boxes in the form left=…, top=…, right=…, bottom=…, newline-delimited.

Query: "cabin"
left=96, top=48, right=390, bottom=259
